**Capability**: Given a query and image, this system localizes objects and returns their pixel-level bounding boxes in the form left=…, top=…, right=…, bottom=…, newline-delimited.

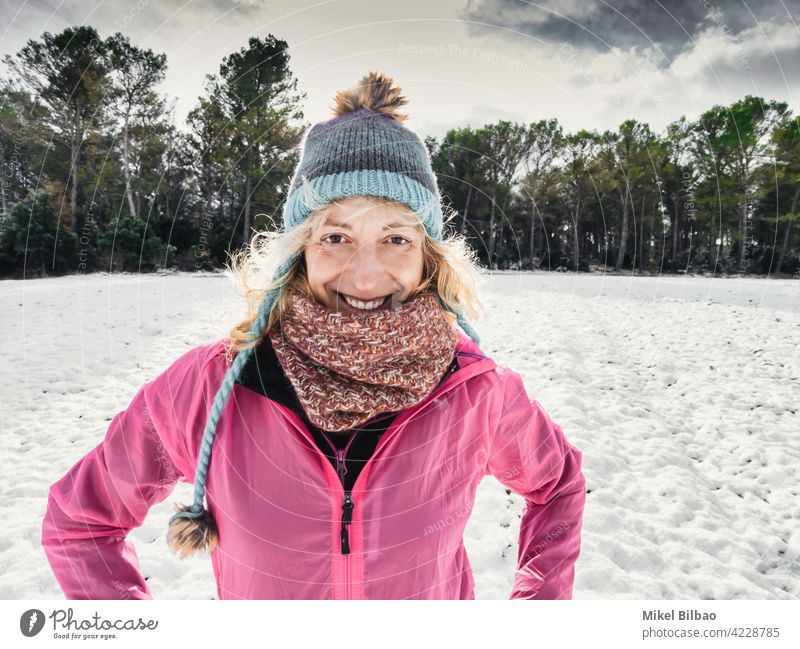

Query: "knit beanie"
left=166, top=71, right=479, bottom=557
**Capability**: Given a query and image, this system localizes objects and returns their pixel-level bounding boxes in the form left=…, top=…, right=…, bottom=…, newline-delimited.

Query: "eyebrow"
left=323, top=219, right=418, bottom=231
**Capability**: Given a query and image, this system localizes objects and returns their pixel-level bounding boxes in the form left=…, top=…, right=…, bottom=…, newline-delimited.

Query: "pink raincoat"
left=42, top=333, right=586, bottom=599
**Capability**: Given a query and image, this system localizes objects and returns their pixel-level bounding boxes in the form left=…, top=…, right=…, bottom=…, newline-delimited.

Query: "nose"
left=343, top=242, right=385, bottom=295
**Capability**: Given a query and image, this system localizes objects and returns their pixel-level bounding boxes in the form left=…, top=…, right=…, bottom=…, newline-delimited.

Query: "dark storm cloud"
left=461, top=0, right=800, bottom=62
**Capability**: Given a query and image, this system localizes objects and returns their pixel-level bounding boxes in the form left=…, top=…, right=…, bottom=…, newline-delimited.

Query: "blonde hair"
left=224, top=189, right=484, bottom=364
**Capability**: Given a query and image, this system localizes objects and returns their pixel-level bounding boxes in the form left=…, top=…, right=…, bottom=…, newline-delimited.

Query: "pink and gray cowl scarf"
left=269, top=286, right=458, bottom=432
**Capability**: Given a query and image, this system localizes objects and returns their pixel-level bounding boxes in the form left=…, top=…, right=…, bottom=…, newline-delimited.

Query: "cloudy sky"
left=1, top=0, right=797, bottom=139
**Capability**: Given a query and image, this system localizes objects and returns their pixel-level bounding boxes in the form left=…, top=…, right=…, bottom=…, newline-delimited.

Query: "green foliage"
left=1, top=24, right=798, bottom=278
left=97, top=215, right=175, bottom=272
left=208, top=35, right=306, bottom=242
left=0, top=190, right=77, bottom=276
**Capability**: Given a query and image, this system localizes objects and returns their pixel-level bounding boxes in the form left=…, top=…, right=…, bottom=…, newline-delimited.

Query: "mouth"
left=333, top=291, right=393, bottom=313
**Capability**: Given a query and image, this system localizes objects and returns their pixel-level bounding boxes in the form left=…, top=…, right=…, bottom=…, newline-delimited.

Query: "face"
left=303, top=196, right=425, bottom=314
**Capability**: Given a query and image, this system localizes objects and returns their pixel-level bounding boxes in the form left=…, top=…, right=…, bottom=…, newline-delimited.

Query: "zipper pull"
left=341, top=491, right=354, bottom=554
left=336, top=449, right=348, bottom=485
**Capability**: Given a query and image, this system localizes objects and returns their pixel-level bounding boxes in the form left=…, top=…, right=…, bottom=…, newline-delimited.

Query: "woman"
left=42, top=71, right=586, bottom=600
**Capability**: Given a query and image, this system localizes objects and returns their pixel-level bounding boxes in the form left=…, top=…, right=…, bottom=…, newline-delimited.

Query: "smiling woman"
left=42, top=71, right=586, bottom=601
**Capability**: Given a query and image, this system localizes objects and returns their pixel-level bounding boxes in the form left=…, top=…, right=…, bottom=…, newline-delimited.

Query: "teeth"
left=342, top=294, right=386, bottom=310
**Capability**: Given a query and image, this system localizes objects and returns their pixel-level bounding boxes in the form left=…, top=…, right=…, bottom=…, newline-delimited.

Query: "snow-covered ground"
left=1, top=270, right=797, bottom=599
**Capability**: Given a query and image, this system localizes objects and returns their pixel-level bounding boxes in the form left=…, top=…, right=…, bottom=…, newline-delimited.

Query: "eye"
left=321, top=234, right=346, bottom=245
left=388, top=235, right=410, bottom=246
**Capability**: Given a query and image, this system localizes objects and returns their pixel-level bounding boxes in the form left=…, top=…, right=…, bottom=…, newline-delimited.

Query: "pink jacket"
left=42, top=333, right=586, bottom=599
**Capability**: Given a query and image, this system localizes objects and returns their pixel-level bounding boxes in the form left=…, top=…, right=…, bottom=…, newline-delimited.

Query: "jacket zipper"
left=342, top=491, right=352, bottom=599
left=263, top=352, right=496, bottom=599
left=320, top=430, right=360, bottom=599
left=319, top=430, right=360, bottom=556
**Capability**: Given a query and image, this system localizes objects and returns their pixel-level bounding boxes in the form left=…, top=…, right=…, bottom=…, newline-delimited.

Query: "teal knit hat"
left=166, top=72, right=479, bottom=556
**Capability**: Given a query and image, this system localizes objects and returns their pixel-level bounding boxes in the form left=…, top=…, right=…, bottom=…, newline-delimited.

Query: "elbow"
left=41, top=487, right=63, bottom=548
left=560, top=441, right=587, bottom=502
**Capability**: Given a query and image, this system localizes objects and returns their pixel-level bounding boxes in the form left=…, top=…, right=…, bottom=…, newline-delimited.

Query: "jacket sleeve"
left=485, top=368, right=587, bottom=600
left=39, top=343, right=213, bottom=600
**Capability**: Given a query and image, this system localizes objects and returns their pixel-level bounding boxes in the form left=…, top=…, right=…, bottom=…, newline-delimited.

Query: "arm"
left=485, top=369, right=587, bottom=600
left=41, top=384, right=186, bottom=599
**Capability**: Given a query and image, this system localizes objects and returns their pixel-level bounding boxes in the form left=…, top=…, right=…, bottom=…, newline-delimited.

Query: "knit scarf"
left=268, top=285, right=458, bottom=432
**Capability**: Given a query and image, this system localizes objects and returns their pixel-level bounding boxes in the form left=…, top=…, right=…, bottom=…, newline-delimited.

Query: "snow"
left=2, top=270, right=798, bottom=599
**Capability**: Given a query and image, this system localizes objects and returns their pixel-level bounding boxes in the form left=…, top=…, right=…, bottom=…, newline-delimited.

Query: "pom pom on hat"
left=331, top=70, right=409, bottom=122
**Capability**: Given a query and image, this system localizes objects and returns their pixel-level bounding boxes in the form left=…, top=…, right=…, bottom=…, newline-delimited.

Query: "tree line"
left=1, top=26, right=798, bottom=278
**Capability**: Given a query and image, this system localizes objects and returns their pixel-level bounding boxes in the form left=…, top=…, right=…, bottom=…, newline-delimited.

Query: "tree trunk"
left=69, top=112, right=80, bottom=233
left=488, top=193, right=496, bottom=269
left=615, top=188, right=629, bottom=271
left=497, top=197, right=508, bottom=268
left=461, top=184, right=472, bottom=235
left=672, top=194, right=680, bottom=261
left=529, top=198, right=536, bottom=270
left=739, top=173, right=748, bottom=268
left=243, top=174, right=252, bottom=243
left=243, top=144, right=258, bottom=243
left=638, top=192, right=645, bottom=271
left=776, top=185, right=800, bottom=273
left=709, top=230, right=716, bottom=270
left=685, top=225, right=691, bottom=260
left=122, top=112, right=137, bottom=219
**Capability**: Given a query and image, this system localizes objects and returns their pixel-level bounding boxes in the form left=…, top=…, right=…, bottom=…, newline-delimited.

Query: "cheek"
left=396, top=251, right=425, bottom=288
left=304, top=249, right=333, bottom=286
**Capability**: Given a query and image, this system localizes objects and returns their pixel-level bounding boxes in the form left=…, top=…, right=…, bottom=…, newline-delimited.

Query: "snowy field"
left=1, top=270, right=798, bottom=600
